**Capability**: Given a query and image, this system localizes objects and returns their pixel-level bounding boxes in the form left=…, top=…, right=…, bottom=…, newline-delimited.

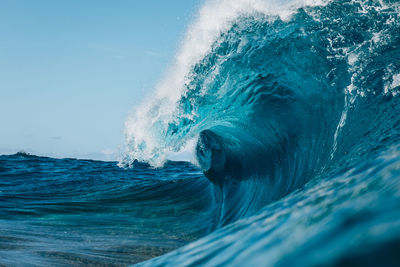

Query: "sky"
left=0, top=0, right=201, bottom=160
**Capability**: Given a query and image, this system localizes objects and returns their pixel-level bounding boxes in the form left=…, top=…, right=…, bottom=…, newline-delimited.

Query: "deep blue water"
left=3, top=0, right=400, bottom=266
left=0, top=153, right=216, bottom=266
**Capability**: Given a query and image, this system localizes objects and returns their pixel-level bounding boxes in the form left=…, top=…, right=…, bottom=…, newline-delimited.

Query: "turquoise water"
left=2, top=0, right=400, bottom=266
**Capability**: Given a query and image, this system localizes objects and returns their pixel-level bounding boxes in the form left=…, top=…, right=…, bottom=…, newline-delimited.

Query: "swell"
left=124, top=0, right=400, bottom=225
left=0, top=154, right=217, bottom=265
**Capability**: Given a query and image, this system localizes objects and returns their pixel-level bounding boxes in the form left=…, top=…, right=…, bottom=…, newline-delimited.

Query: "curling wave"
left=124, top=0, right=400, bottom=227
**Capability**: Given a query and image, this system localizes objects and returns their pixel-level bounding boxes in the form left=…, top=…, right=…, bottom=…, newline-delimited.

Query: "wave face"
left=122, top=0, right=400, bottom=265
left=127, top=0, right=400, bottom=266
left=124, top=0, right=400, bottom=224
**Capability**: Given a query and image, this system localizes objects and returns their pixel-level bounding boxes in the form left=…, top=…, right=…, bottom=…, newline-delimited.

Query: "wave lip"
left=125, top=0, right=400, bottom=263
left=122, top=0, right=334, bottom=167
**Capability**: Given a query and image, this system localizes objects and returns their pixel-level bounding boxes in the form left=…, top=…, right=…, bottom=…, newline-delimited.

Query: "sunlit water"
left=2, top=0, right=400, bottom=266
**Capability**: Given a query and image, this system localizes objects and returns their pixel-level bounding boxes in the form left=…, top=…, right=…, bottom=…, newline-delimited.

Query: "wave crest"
left=123, top=0, right=400, bottom=222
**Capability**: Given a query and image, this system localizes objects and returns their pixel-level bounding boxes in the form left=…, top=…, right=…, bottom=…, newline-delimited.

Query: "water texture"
left=2, top=0, right=400, bottom=266
left=0, top=153, right=215, bottom=266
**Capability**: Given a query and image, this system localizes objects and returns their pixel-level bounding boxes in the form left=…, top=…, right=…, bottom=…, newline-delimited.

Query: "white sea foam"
left=123, top=0, right=331, bottom=166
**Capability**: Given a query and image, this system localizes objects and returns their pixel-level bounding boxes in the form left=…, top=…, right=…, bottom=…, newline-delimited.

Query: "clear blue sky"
left=0, top=0, right=201, bottom=160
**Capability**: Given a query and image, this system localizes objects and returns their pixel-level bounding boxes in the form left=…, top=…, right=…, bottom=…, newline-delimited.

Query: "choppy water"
left=0, top=153, right=215, bottom=266
left=3, top=0, right=400, bottom=266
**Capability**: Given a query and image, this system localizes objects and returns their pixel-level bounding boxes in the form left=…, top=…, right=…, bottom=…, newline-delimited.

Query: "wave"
left=0, top=153, right=217, bottom=265
left=123, top=0, right=400, bottom=226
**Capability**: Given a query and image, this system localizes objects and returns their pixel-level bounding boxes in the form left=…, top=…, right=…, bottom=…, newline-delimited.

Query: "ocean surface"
left=0, top=153, right=215, bottom=266
left=2, top=0, right=400, bottom=266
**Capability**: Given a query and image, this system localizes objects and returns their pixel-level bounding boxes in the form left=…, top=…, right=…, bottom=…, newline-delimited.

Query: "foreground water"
left=1, top=147, right=400, bottom=266
left=0, top=153, right=215, bottom=266
left=3, top=0, right=400, bottom=265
